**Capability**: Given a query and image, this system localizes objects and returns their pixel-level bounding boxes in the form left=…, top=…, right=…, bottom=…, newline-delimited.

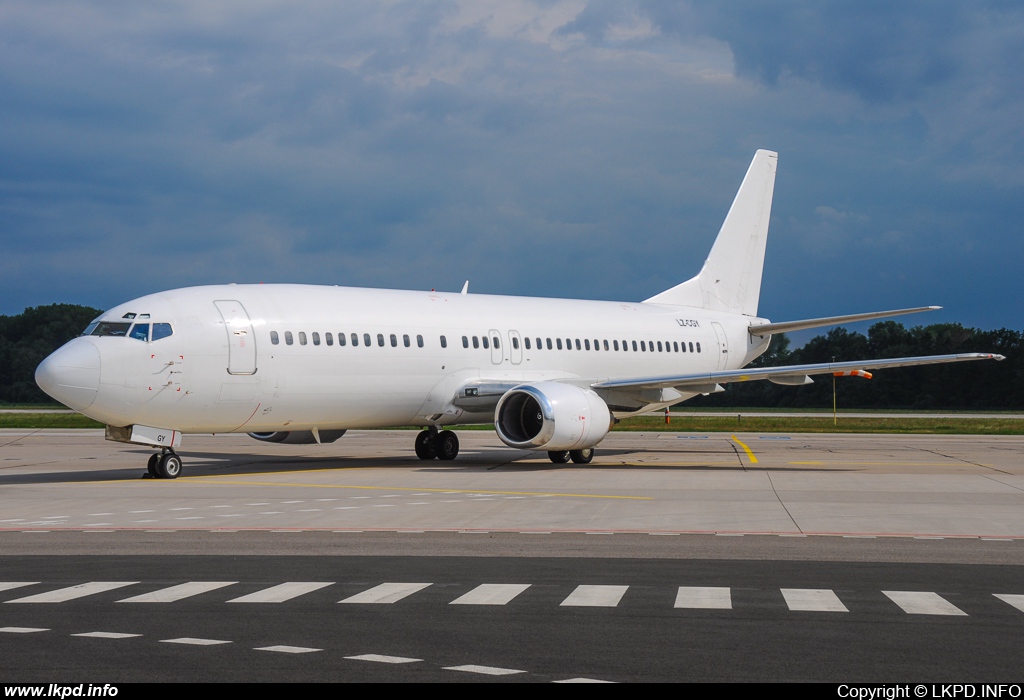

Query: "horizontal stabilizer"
left=748, top=306, right=941, bottom=336
left=593, top=353, right=1004, bottom=393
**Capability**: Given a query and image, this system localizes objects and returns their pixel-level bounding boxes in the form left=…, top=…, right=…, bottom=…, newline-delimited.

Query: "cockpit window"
left=82, top=321, right=100, bottom=336
left=90, top=322, right=132, bottom=337
left=129, top=324, right=150, bottom=341
left=152, top=323, right=173, bottom=341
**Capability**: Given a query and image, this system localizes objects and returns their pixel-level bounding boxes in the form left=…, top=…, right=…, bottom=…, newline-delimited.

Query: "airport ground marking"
left=730, top=435, right=758, bottom=464
left=120, top=478, right=652, bottom=501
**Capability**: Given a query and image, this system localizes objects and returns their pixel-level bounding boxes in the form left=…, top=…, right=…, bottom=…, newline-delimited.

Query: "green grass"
left=2, top=412, right=1021, bottom=434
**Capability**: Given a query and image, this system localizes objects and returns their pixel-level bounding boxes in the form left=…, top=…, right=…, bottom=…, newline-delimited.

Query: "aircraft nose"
left=35, top=339, right=101, bottom=411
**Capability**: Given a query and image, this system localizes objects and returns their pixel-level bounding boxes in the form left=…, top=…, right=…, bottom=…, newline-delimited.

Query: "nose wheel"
left=146, top=449, right=183, bottom=479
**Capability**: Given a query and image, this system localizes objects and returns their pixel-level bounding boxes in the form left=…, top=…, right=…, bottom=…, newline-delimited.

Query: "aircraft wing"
left=591, top=353, right=1005, bottom=393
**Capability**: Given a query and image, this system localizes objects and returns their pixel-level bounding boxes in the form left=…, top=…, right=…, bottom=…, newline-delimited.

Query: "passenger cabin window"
left=417, top=335, right=424, bottom=348
left=377, top=333, right=385, bottom=347
left=546, top=338, right=552, bottom=350
left=271, top=331, right=280, bottom=345
left=472, top=336, right=479, bottom=349
left=632, top=340, right=638, bottom=351
left=129, top=324, right=149, bottom=341
left=575, top=339, right=581, bottom=350
left=584, top=339, right=590, bottom=351
left=338, top=332, right=346, bottom=346
left=351, top=333, right=359, bottom=346
left=603, top=340, right=609, bottom=351
left=682, top=342, right=687, bottom=352
left=524, top=337, right=530, bottom=350
left=462, top=336, right=469, bottom=348
left=312, top=332, right=320, bottom=346
left=440, top=335, right=447, bottom=348
left=556, top=338, right=563, bottom=350
left=299, top=332, right=307, bottom=346
left=403, top=334, right=410, bottom=347
left=657, top=341, right=663, bottom=352
left=363, top=333, right=371, bottom=346
left=695, top=342, right=700, bottom=353
left=326, top=332, right=334, bottom=346
left=613, top=340, right=619, bottom=351
left=482, top=337, right=489, bottom=349
left=285, top=331, right=294, bottom=345
left=390, top=333, right=398, bottom=347
left=513, top=337, right=520, bottom=350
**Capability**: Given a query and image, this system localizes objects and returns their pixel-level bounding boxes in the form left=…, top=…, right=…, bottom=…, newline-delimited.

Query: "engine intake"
left=494, top=383, right=612, bottom=451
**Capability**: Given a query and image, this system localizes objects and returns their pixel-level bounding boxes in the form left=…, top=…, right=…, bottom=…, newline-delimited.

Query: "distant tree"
left=688, top=322, right=1021, bottom=410
left=0, top=304, right=103, bottom=404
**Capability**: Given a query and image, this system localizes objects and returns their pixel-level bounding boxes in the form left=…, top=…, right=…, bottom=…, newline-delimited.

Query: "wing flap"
left=592, top=353, right=1005, bottom=392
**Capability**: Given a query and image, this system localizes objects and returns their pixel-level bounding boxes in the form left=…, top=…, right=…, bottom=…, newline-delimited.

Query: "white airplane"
left=35, top=150, right=1003, bottom=478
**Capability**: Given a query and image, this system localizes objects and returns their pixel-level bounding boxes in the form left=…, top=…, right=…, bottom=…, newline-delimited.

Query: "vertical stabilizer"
left=644, top=149, right=777, bottom=316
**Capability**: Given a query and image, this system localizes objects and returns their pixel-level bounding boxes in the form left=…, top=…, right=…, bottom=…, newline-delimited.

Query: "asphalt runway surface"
left=1, top=430, right=1023, bottom=682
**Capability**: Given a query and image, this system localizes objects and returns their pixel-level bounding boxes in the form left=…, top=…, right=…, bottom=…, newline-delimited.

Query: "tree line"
left=691, top=321, right=1024, bottom=410
left=1, top=304, right=1020, bottom=409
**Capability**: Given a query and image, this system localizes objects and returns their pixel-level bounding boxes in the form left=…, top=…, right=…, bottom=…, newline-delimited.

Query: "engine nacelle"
left=247, top=430, right=347, bottom=445
left=494, top=382, right=612, bottom=451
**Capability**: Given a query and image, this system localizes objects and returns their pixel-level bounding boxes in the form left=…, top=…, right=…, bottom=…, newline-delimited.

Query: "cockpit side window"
left=90, top=322, right=132, bottom=337
left=82, top=321, right=100, bottom=336
left=129, top=324, right=150, bottom=341
left=152, top=323, right=173, bottom=341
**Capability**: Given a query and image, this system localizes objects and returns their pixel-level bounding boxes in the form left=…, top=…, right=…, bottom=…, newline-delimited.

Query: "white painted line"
left=781, top=589, right=849, bottom=612
left=0, top=582, right=39, bottom=594
left=674, top=586, right=732, bottom=609
left=7, top=582, right=138, bottom=604
left=444, top=664, right=525, bottom=676
left=345, top=654, right=422, bottom=664
left=560, top=585, right=629, bottom=607
left=161, top=637, right=231, bottom=646
left=118, top=582, right=237, bottom=603
left=883, top=591, right=967, bottom=616
left=994, top=594, right=1024, bottom=613
left=0, top=627, right=48, bottom=633
left=228, top=582, right=334, bottom=603
left=340, top=583, right=431, bottom=604
left=553, top=678, right=614, bottom=683
left=72, top=632, right=141, bottom=639
left=255, top=645, right=321, bottom=654
left=450, top=584, right=531, bottom=606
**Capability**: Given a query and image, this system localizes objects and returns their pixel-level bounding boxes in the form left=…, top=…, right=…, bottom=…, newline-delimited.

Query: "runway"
left=2, top=429, right=1023, bottom=681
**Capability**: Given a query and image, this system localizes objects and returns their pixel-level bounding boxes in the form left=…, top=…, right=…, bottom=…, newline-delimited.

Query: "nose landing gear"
left=145, top=449, right=182, bottom=479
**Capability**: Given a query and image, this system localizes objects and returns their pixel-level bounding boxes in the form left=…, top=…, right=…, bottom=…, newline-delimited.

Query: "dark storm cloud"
left=0, top=1, right=1021, bottom=333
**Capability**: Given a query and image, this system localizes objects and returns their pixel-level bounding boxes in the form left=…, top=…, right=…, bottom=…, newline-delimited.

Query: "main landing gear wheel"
left=146, top=453, right=160, bottom=477
left=436, top=431, right=460, bottom=461
left=157, top=452, right=182, bottom=479
left=415, top=430, right=438, bottom=460
left=548, top=450, right=571, bottom=464
left=570, top=448, right=595, bottom=464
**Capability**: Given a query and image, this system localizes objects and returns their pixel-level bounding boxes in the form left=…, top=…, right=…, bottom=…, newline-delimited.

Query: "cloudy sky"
left=1, top=1, right=1021, bottom=335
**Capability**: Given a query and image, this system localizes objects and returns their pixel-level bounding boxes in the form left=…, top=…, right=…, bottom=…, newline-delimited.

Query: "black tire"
left=436, top=431, right=459, bottom=460
left=414, top=430, right=437, bottom=460
left=548, top=450, right=571, bottom=464
left=147, top=453, right=160, bottom=476
left=570, top=448, right=595, bottom=464
left=158, top=453, right=182, bottom=479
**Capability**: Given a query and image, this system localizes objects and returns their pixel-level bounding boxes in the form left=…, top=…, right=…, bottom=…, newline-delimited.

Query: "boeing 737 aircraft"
left=35, top=150, right=1003, bottom=478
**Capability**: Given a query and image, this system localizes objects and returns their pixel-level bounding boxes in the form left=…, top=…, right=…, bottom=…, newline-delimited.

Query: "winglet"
left=461, top=281, right=469, bottom=295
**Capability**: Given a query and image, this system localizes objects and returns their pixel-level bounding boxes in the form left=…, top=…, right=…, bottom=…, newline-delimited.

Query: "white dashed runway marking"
left=449, top=583, right=531, bottom=606
left=781, top=588, right=849, bottom=612
left=883, top=591, right=967, bottom=616
left=118, top=581, right=237, bottom=603
left=339, top=582, right=431, bottom=604
left=674, top=586, right=732, bottom=609
left=6, top=582, right=138, bottom=604
left=560, top=585, right=629, bottom=607
left=228, top=582, right=334, bottom=603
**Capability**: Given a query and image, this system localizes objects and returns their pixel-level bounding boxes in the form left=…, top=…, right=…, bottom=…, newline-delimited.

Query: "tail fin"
left=644, top=149, right=777, bottom=316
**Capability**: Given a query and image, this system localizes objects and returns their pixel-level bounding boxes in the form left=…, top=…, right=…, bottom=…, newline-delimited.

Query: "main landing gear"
left=548, top=448, right=595, bottom=464
left=414, top=428, right=460, bottom=461
left=146, top=448, right=182, bottom=479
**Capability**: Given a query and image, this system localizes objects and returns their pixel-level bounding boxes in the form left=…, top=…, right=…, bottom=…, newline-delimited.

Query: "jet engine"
left=494, top=382, right=613, bottom=451
left=247, top=430, right=347, bottom=444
